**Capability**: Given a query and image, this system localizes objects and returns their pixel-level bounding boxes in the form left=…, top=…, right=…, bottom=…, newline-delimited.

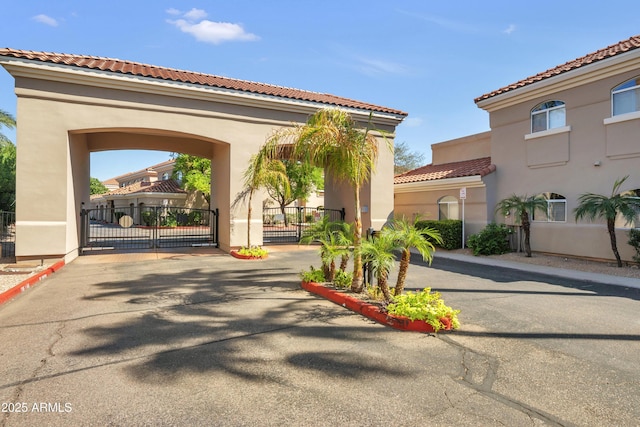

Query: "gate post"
left=79, top=209, right=87, bottom=255
left=297, top=207, right=304, bottom=240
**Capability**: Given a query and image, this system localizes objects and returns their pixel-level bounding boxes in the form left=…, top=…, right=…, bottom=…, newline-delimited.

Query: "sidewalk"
left=433, top=250, right=640, bottom=290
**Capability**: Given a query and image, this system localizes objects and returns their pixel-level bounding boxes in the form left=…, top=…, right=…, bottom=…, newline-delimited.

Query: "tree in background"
left=265, top=159, right=323, bottom=225
left=574, top=176, right=640, bottom=267
left=90, top=177, right=109, bottom=195
left=0, top=142, right=16, bottom=211
left=171, top=154, right=211, bottom=204
left=394, top=141, right=425, bottom=175
left=0, top=109, right=16, bottom=147
left=0, top=110, right=16, bottom=211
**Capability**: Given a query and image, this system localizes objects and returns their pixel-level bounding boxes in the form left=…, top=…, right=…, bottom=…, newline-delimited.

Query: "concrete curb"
left=433, top=251, right=640, bottom=290
left=0, top=260, right=66, bottom=306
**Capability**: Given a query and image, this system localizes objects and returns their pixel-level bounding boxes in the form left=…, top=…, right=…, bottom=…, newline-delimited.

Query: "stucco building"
left=396, top=34, right=640, bottom=262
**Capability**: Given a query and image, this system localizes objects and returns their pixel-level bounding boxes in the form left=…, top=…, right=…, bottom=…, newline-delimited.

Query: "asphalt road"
left=0, top=249, right=638, bottom=426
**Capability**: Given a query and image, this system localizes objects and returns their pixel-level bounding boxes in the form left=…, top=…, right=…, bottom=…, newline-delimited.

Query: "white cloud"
left=166, top=8, right=181, bottom=16
left=183, top=8, right=207, bottom=21
left=166, top=8, right=258, bottom=45
left=355, top=57, right=408, bottom=76
left=402, top=117, right=423, bottom=128
left=32, top=14, right=58, bottom=27
left=503, top=24, right=516, bottom=35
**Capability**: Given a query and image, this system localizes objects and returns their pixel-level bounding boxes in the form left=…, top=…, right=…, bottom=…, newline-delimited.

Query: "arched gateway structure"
left=0, top=49, right=407, bottom=263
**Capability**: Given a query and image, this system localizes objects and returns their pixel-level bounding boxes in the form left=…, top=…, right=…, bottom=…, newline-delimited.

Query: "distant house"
left=397, top=34, right=640, bottom=262
left=394, top=132, right=496, bottom=237
left=90, top=159, right=208, bottom=224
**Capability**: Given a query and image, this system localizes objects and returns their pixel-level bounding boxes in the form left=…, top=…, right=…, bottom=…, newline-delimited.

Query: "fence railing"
left=80, top=207, right=218, bottom=252
left=0, top=210, right=16, bottom=260
left=263, top=206, right=345, bottom=243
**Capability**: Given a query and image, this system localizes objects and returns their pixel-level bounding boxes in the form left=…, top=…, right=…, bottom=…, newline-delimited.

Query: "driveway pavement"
left=0, top=247, right=638, bottom=426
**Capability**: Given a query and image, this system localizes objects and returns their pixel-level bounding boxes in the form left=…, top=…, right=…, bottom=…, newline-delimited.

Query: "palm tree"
left=390, top=217, right=442, bottom=296
left=495, top=194, right=548, bottom=257
left=242, top=142, right=290, bottom=248
left=574, top=176, right=640, bottom=267
left=270, top=108, right=391, bottom=293
left=0, top=109, right=16, bottom=147
left=300, top=217, right=350, bottom=281
left=361, top=229, right=399, bottom=301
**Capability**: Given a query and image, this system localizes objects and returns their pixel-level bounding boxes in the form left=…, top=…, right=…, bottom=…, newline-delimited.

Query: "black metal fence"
left=0, top=210, right=15, bottom=260
left=263, top=206, right=345, bottom=243
left=80, top=207, right=218, bottom=253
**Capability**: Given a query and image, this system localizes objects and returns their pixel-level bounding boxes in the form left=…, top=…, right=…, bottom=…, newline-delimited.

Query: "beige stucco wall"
left=484, top=61, right=640, bottom=261
left=7, top=66, right=401, bottom=261
left=431, top=131, right=491, bottom=165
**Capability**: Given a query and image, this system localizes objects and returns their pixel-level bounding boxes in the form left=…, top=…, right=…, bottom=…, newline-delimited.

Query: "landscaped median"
left=0, top=260, right=66, bottom=305
left=301, top=281, right=456, bottom=333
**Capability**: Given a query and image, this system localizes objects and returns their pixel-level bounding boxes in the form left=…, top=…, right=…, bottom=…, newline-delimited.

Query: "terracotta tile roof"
left=107, top=159, right=175, bottom=182
left=475, top=34, right=640, bottom=103
left=394, top=157, right=495, bottom=184
left=0, top=48, right=407, bottom=117
left=107, top=179, right=186, bottom=196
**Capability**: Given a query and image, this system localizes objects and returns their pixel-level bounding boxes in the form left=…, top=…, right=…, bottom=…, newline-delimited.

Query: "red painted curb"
left=0, top=260, right=66, bottom=306
left=230, top=250, right=268, bottom=260
left=301, top=281, right=451, bottom=333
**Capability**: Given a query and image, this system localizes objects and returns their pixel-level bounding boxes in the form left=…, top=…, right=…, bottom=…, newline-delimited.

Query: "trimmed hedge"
left=415, top=220, right=462, bottom=250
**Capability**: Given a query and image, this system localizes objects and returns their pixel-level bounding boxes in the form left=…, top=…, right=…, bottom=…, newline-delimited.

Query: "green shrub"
left=300, top=266, right=326, bottom=283
left=333, top=269, right=352, bottom=289
left=466, top=223, right=512, bottom=256
left=141, top=211, right=156, bottom=226
left=628, top=229, right=640, bottom=263
left=386, top=288, right=460, bottom=331
left=415, top=220, right=462, bottom=250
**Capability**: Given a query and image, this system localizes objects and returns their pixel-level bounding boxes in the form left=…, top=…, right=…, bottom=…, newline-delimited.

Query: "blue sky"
left=1, top=1, right=639, bottom=181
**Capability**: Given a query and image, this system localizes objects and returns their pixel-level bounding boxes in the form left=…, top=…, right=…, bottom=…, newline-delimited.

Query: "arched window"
left=612, top=77, right=640, bottom=116
left=438, top=196, right=459, bottom=220
left=531, top=101, right=565, bottom=133
left=532, top=193, right=566, bottom=222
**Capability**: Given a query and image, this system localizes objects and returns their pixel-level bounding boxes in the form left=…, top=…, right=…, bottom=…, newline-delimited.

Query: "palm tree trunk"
left=394, top=249, right=410, bottom=296
left=607, top=219, right=623, bottom=267
left=329, top=259, right=336, bottom=282
left=378, top=273, right=392, bottom=302
left=521, top=212, right=532, bottom=257
left=351, top=186, right=364, bottom=293
left=247, top=189, right=253, bottom=247
left=339, top=253, right=349, bottom=272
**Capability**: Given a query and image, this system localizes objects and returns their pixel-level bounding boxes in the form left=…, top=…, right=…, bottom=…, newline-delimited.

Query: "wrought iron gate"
left=262, top=207, right=345, bottom=243
left=80, top=206, right=218, bottom=253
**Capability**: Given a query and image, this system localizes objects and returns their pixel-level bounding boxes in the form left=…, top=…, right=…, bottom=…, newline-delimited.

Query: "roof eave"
left=394, top=175, right=486, bottom=193
left=476, top=47, right=640, bottom=112
left=0, top=55, right=407, bottom=126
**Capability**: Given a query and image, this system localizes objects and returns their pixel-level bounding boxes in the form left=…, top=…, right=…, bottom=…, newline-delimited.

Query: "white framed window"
left=612, top=77, right=640, bottom=116
left=531, top=101, right=566, bottom=133
left=162, top=172, right=170, bottom=180
left=532, top=193, right=566, bottom=222
left=438, top=196, right=459, bottom=220
left=615, top=188, right=640, bottom=228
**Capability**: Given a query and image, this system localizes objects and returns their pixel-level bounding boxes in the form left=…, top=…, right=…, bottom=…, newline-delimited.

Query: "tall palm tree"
left=574, top=176, right=640, bottom=267
left=0, top=109, right=16, bottom=147
left=270, top=108, right=391, bottom=293
left=390, top=217, right=442, bottom=296
left=361, top=229, right=399, bottom=301
left=242, top=142, right=290, bottom=248
left=495, top=194, right=548, bottom=257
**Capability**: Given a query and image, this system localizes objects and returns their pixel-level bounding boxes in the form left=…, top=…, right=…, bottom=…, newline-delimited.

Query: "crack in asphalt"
left=438, top=334, right=577, bottom=427
left=1, top=321, right=66, bottom=427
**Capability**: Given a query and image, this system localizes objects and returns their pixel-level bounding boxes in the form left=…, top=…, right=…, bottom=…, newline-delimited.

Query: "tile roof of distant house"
left=106, top=179, right=186, bottom=196
left=475, top=34, right=640, bottom=103
left=394, top=157, right=495, bottom=184
left=0, top=48, right=407, bottom=116
left=106, top=159, right=176, bottom=182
